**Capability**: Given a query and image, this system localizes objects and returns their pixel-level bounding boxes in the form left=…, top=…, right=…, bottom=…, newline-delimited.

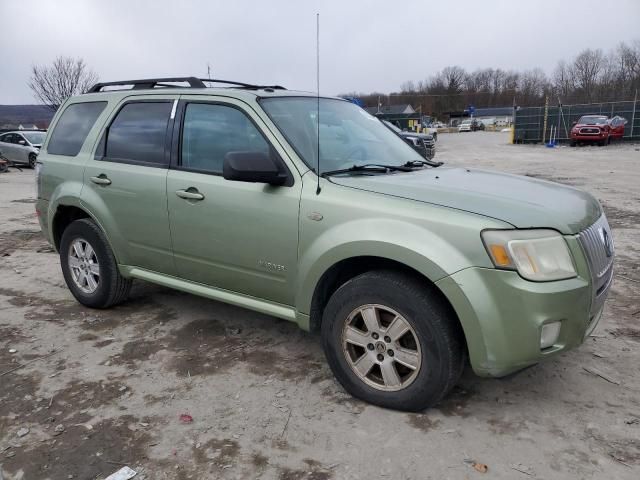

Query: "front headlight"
left=481, top=229, right=576, bottom=281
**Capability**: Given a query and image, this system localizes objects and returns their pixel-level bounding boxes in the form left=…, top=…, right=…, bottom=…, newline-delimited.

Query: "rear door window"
left=105, top=101, right=172, bottom=166
left=47, top=102, right=107, bottom=156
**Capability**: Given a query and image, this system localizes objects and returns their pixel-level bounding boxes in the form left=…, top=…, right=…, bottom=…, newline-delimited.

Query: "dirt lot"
left=1, top=132, right=639, bottom=480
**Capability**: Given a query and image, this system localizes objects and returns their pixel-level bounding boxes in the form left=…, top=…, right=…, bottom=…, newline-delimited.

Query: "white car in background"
left=458, top=119, right=473, bottom=132
left=0, top=130, right=46, bottom=168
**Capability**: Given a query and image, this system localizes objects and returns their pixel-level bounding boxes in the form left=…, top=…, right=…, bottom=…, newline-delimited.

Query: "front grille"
left=579, top=127, right=600, bottom=135
left=577, top=214, right=614, bottom=315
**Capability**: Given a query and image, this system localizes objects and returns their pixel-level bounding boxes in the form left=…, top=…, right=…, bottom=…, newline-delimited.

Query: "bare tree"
left=552, top=60, right=574, bottom=100
left=572, top=49, right=604, bottom=102
left=343, top=39, right=640, bottom=119
left=519, top=68, right=549, bottom=105
left=28, top=56, right=99, bottom=111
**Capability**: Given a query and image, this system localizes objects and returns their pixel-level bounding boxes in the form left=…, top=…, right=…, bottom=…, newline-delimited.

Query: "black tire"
left=60, top=218, right=131, bottom=309
left=321, top=270, right=465, bottom=412
left=28, top=153, right=37, bottom=169
left=569, top=140, right=576, bottom=147
left=433, top=132, right=438, bottom=142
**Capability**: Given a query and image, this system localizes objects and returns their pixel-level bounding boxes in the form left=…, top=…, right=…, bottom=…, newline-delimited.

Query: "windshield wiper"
left=404, top=159, right=444, bottom=168
left=321, top=163, right=412, bottom=177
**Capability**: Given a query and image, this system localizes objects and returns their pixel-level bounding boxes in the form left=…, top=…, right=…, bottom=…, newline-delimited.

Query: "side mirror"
left=18, top=140, right=26, bottom=146
left=223, top=151, right=287, bottom=186
left=572, top=121, right=577, bottom=126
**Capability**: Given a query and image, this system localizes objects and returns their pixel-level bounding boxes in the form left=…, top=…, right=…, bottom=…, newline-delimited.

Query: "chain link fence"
left=513, top=99, right=639, bottom=143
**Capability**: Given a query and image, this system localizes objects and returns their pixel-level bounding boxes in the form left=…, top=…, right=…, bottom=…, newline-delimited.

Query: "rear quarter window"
left=47, top=102, right=107, bottom=156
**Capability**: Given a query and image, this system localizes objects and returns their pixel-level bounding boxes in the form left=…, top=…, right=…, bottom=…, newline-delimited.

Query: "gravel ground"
left=1, top=132, right=639, bottom=479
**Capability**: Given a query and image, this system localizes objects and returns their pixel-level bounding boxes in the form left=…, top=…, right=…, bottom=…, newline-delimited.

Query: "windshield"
left=21, top=131, right=46, bottom=144
left=461, top=120, right=472, bottom=125
left=578, top=116, right=607, bottom=125
left=260, top=97, right=423, bottom=174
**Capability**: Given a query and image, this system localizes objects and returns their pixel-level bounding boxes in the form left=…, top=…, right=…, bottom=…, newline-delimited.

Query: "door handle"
left=90, top=175, right=112, bottom=186
left=175, top=189, right=205, bottom=201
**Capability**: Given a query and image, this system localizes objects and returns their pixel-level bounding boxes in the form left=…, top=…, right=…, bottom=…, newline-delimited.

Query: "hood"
left=330, top=167, right=602, bottom=234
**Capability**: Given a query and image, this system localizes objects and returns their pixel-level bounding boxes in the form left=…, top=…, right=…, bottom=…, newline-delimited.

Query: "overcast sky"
left=1, top=0, right=639, bottom=104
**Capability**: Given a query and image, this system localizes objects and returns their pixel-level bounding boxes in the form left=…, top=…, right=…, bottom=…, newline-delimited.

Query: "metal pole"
left=542, top=96, right=549, bottom=144
left=630, top=89, right=638, bottom=139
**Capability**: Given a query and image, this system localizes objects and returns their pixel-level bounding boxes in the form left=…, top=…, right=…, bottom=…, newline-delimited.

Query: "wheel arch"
left=306, top=255, right=468, bottom=359
left=51, top=204, right=91, bottom=251
left=50, top=203, right=121, bottom=267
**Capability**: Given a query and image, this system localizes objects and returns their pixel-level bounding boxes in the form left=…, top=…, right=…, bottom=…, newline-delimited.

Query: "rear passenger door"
left=81, top=96, right=178, bottom=275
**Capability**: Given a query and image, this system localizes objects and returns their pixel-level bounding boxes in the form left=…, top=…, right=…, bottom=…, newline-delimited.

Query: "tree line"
left=342, top=41, right=640, bottom=119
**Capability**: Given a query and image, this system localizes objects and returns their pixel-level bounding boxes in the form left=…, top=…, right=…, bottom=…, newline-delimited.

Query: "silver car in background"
left=0, top=130, right=46, bottom=168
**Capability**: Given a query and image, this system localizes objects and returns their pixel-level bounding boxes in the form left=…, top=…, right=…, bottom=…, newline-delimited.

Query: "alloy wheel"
left=68, top=238, right=100, bottom=294
left=341, top=304, right=421, bottom=391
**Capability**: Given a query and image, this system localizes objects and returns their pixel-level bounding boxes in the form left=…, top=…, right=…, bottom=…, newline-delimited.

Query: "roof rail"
left=87, top=77, right=286, bottom=93
left=199, top=78, right=286, bottom=90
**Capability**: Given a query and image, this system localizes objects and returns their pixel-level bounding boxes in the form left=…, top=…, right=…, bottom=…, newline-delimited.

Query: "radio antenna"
left=315, top=13, right=321, bottom=195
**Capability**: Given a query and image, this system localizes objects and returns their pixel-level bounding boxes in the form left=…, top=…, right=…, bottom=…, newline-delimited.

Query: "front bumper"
left=436, top=236, right=608, bottom=377
left=571, top=132, right=608, bottom=142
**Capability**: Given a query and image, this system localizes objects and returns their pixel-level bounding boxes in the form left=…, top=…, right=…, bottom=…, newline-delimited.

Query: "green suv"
left=35, top=77, right=614, bottom=411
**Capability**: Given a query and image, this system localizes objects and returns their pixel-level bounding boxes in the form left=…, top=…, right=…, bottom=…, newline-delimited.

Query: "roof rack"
left=87, top=76, right=286, bottom=93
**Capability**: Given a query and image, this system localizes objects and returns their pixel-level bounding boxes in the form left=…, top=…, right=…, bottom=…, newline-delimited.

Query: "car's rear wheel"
left=28, top=153, right=37, bottom=169
left=60, top=218, right=131, bottom=309
left=321, top=270, right=465, bottom=411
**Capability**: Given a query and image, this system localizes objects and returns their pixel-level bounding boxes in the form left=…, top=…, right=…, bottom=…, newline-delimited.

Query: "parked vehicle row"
left=457, top=118, right=485, bottom=132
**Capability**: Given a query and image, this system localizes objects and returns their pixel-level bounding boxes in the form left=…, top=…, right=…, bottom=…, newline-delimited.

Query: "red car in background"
left=570, top=114, right=627, bottom=146
left=570, top=115, right=610, bottom=146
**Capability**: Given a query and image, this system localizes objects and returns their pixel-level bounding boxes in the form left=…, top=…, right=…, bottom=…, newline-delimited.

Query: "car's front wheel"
left=60, top=218, right=131, bottom=309
left=321, top=271, right=465, bottom=411
left=28, top=153, right=37, bottom=169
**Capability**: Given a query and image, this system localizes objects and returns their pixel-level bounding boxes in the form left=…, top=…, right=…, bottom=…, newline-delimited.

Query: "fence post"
left=542, top=96, right=549, bottom=144
left=631, top=89, right=638, bottom=139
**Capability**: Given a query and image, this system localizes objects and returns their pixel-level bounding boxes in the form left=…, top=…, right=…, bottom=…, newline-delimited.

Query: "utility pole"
left=207, top=63, right=211, bottom=80
left=630, top=89, right=638, bottom=139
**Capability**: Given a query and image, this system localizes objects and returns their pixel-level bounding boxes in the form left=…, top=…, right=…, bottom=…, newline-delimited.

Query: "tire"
left=28, top=153, right=37, bottom=169
left=433, top=132, right=438, bottom=142
left=60, top=218, right=131, bottom=309
left=569, top=140, right=576, bottom=147
left=321, top=270, right=465, bottom=412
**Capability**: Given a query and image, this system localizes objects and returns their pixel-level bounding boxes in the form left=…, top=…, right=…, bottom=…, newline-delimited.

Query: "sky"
left=1, top=0, right=639, bottom=104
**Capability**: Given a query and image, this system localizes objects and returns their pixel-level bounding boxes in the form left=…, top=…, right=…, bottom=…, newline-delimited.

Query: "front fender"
left=295, top=216, right=493, bottom=315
